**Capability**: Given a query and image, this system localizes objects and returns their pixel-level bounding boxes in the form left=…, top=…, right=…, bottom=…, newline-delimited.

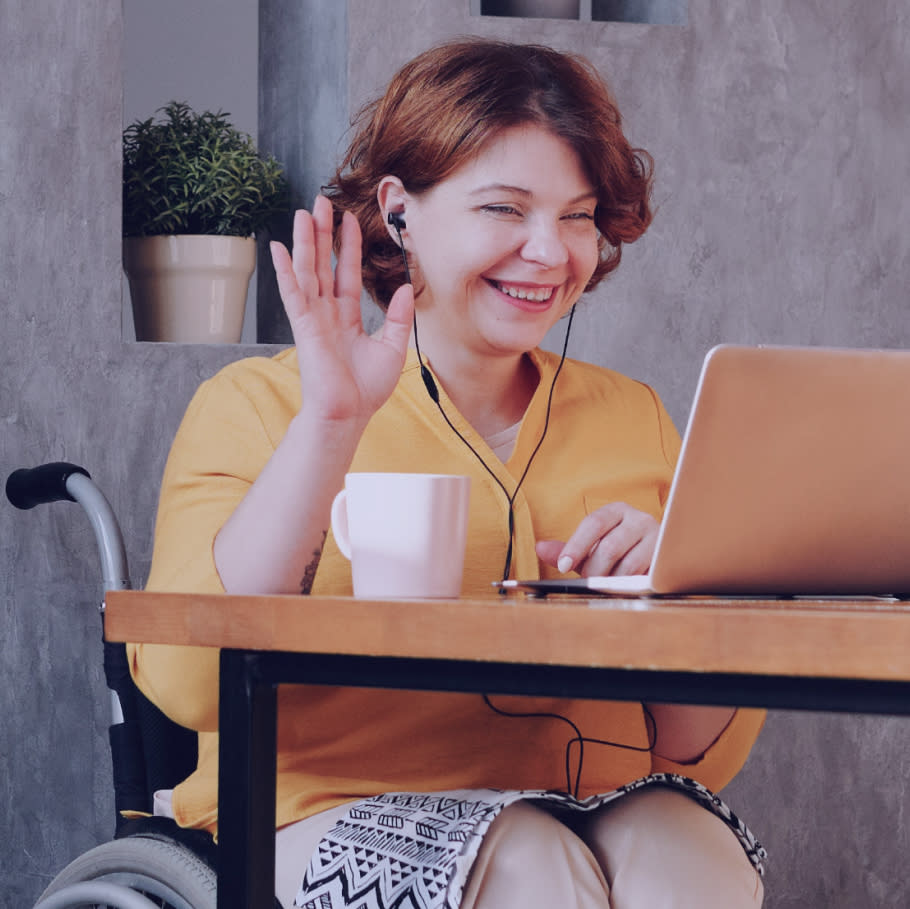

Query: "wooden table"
left=105, top=590, right=910, bottom=909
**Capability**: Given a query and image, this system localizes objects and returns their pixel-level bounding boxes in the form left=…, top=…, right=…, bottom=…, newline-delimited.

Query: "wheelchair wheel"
left=36, top=836, right=216, bottom=909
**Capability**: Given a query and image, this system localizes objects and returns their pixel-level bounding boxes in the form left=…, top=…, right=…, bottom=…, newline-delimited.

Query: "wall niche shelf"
left=473, top=0, right=687, bottom=24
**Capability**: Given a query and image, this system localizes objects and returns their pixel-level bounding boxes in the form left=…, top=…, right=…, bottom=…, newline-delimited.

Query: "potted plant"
left=122, top=101, right=289, bottom=343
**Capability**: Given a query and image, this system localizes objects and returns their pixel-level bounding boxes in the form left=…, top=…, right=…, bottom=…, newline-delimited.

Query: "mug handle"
left=330, top=488, right=352, bottom=560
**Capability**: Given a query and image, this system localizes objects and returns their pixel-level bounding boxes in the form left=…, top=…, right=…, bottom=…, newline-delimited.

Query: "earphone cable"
left=391, top=214, right=576, bottom=584
left=389, top=219, right=660, bottom=798
left=483, top=695, right=658, bottom=798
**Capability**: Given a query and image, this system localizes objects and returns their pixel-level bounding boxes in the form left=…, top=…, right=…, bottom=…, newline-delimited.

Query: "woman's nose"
left=520, top=218, right=570, bottom=267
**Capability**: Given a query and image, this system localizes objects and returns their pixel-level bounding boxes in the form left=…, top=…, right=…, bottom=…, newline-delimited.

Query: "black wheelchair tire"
left=36, top=836, right=216, bottom=909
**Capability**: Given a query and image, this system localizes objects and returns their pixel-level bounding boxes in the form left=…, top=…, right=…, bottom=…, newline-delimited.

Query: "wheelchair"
left=7, top=463, right=282, bottom=909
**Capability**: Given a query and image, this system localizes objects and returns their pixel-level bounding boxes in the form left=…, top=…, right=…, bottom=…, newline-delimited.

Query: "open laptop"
left=502, top=344, right=910, bottom=598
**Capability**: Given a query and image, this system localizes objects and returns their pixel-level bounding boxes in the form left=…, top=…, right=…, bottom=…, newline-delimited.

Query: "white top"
left=484, top=419, right=522, bottom=462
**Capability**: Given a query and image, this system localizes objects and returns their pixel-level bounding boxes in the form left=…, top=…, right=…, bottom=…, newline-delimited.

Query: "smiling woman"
left=128, top=37, right=765, bottom=909
left=328, top=39, right=652, bottom=311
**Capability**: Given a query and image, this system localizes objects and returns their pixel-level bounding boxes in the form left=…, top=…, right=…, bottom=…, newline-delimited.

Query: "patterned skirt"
left=294, top=773, right=765, bottom=909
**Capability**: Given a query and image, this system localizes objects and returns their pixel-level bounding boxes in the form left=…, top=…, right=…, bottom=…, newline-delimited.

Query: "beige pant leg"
left=580, top=786, right=764, bottom=909
left=274, top=802, right=355, bottom=908
left=460, top=801, right=612, bottom=909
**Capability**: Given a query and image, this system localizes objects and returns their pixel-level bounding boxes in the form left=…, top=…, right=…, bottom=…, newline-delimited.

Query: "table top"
left=104, top=590, right=910, bottom=683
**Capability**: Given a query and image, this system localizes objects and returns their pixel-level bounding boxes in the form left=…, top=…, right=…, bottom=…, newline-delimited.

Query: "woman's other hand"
left=535, top=502, right=659, bottom=577
left=270, top=196, right=414, bottom=429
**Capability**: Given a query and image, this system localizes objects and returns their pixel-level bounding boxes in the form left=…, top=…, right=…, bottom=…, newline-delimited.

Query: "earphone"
left=387, top=210, right=407, bottom=232
left=387, top=211, right=440, bottom=403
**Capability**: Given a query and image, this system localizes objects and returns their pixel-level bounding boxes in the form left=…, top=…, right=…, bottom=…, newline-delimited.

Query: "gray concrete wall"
left=2, top=0, right=909, bottom=905
left=1, top=1, right=273, bottom=903
left=257, top=0, right=349, bottom=342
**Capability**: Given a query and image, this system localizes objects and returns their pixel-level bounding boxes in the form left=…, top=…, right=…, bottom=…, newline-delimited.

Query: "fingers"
left=270, top=200, right=365, bottom=330
left=378, top=283, right=415, bottom=356
left=556, top=505, right=623, bottom=574
left=270, top=232, right=307, bottom=324
left=270, top=208, right=319, bottom=327
left=286, top=200, right=334, bottom=302
left=540, top=503, right=659, bottom=578
left=607, top=536, right=656, bottom=577
left=290, top=208, right=317, bottom=297
left=310, top=195, right=336, bottom=297
left=535, top=539, right=564, bottom=570
left=334, top=211, right=363, bottom=303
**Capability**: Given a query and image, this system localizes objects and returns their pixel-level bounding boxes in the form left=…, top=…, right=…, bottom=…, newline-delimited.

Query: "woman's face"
left=398, top=125, right=600, bottom=362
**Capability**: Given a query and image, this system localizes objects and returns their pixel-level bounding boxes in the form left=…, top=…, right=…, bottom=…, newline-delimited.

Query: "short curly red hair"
left=325, top=38, right=653, bottom=309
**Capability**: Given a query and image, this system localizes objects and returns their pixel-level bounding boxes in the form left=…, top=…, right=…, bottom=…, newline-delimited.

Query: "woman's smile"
left=486, top=279, right=557, bottom=307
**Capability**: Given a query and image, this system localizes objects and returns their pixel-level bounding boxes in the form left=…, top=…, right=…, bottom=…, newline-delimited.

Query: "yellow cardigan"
left=129, top=347, right=764, bottom=834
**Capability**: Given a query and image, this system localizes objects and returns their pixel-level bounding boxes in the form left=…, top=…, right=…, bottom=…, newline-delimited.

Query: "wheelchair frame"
left=6, top=462, right=250, bottom=909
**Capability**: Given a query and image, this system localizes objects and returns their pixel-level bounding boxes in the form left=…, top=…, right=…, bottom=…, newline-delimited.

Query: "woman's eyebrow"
left=469, top=183, right=532, bottom=197
left=469, top=183, right=598, bottom=204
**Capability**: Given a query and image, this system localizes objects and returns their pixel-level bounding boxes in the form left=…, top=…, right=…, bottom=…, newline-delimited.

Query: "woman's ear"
left=377, top=176, right=409, bottom=242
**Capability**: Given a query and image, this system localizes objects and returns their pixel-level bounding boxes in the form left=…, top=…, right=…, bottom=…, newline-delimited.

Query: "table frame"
left=103, top=591, right=910, bottom=909
left=217, top=652, right=910, bottom=909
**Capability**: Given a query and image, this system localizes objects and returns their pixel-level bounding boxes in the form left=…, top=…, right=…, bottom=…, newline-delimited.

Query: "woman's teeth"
left=494, top=281, right=554, bottom=302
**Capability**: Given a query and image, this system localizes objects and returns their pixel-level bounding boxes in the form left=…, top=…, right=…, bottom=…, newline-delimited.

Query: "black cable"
left=483, top=695, right=659, bottom=798
left=390, top=222, right=660, bottom=798
left=413, top=311, right=574, bottom=586
left=482, top=694, right=584, bottom=796
left=564, top=704, right=658, bottom=797
left=390, top=218, right=575, bottom=585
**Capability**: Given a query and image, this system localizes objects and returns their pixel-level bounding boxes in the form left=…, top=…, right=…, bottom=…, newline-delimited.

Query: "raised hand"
left=270, top=195, right=414, bottom=429
left=535, top=502, right=659, bottom=577
left=214, top=198, right=414, bottom=595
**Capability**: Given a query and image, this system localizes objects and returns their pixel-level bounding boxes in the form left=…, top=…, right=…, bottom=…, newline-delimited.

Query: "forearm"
left=645, top=703, right=737, bottom=764
left=214, top=410, right=365, bottom=594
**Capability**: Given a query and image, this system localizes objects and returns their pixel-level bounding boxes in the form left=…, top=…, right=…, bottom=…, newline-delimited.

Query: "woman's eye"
left=481, top=204, right=521, bottom=216
left=564, top=211, right=596, bottom=222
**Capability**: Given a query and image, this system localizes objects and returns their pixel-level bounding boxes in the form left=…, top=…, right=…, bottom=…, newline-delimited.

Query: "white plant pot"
left=123, top=235, right=256, bottom=343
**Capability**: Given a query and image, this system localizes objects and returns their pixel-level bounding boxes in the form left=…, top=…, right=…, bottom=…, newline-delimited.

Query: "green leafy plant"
left=123, top=101, right=290, bottom=238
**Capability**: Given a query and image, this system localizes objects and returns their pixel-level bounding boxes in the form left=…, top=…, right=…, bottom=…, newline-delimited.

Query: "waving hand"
left=270, top=195, right=414, bottom=428
left=214, top=197, right=413, bottom=595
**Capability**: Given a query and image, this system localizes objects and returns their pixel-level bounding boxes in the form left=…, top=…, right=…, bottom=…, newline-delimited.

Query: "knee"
left=485, top=802, right=577, bottom=871
left=462, top=802, right=610, bottom=908
left=584, top=787, right=763, bottom=908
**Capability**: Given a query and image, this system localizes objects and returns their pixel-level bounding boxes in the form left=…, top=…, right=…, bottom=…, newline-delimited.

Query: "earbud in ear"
left=387, top=211, right=407, bottom=231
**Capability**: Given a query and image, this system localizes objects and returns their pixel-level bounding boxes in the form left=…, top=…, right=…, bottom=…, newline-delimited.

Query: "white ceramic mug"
left=330, top=472, right=471, bottom=598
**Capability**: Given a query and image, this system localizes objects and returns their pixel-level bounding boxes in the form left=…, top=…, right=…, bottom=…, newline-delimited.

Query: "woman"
left=129, top=38, right=766, bottom=908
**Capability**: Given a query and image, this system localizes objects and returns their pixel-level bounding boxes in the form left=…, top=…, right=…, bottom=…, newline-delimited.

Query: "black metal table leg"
left=218, top=649, right=278, bottom=909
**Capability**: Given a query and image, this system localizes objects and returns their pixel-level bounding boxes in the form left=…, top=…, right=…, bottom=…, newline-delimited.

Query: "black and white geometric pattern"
left=294, top=775, right=766, bottom=909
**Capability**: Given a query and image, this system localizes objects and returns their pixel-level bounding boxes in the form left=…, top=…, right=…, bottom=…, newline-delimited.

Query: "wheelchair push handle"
left=6, top=461, right=131, bottom=593
left=6, top=461, right=91, bottom=510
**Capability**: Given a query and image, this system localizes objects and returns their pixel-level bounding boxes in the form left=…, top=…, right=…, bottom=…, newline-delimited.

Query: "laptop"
left=502, top=344, right=910, bottom=598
